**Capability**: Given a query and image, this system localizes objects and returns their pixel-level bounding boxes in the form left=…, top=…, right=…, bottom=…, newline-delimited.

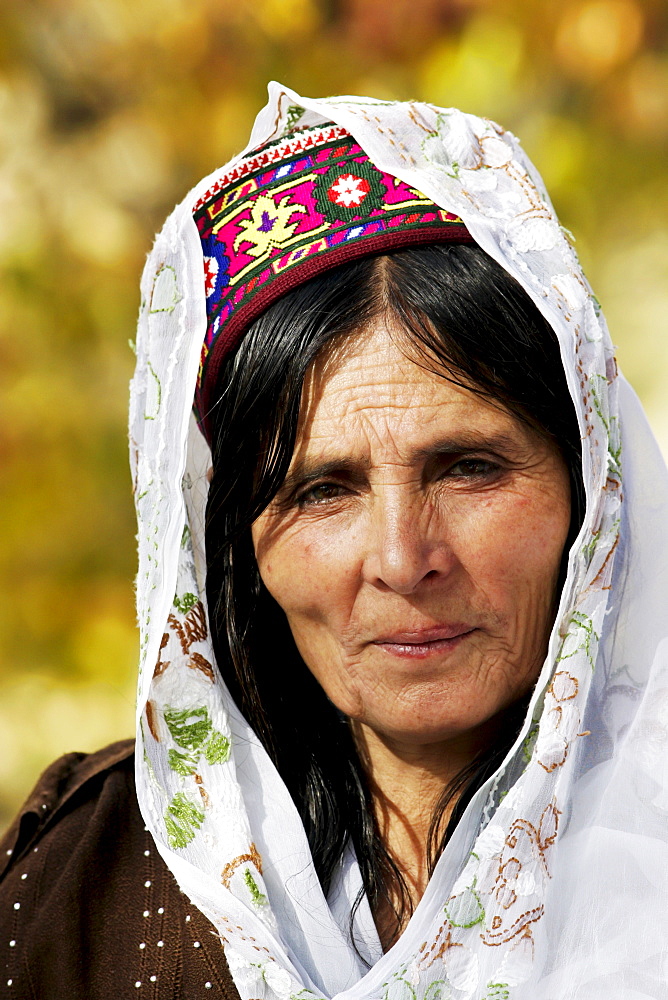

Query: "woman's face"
left=251, top=320, right=571, bottom=750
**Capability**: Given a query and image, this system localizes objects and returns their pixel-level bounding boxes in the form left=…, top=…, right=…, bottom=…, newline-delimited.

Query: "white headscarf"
left=131, top=83, right=668, bottom=999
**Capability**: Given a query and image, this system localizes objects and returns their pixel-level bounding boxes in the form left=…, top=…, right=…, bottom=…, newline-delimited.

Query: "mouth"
left=371, top=625, right=476, bottom=660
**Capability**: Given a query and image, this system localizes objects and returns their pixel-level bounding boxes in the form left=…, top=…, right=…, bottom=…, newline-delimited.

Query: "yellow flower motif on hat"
left=234, top=193, right=307, bottom=258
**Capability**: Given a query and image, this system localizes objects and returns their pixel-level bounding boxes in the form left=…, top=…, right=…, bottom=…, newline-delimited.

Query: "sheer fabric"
left=130, top=84, right=668, bottom=999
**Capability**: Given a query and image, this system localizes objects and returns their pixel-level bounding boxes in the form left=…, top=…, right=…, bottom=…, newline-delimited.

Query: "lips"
left=373, top=624, right=473, bottom=644
left=371, top=624, right=476, bottom=659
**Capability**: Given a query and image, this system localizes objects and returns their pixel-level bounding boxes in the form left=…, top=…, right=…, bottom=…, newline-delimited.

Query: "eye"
left=444, top=458, right=501, bottom=479
left=297, top=482, right=348, bottom=507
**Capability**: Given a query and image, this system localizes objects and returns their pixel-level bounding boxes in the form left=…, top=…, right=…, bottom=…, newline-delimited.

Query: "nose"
left=361, top=489, right=453, bottom=595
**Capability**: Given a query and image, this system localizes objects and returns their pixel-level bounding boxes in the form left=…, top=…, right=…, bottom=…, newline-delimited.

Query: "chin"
left=358, top=706, right=488, bottom=747
left=356, top=687, right=526, bottom=750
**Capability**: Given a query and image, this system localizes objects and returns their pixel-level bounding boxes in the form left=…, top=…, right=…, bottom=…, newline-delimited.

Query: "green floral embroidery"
left=582, top=529, right=600, bottom=566
left=204, top=730, right=231, bottom=764
left=522, top=721, right=539, bottom=763
left=444, top=885, right=485, bottom=928
left=164, top=706, right=230, bottom=774
left=483, top=985, right=510, bottom=1000
left=243, top=867, right=267, bottom=905
left=136, top=480, right=153, bottom=501
left=384, top=979, right=416, bottom=1000
left=382, top=971, right=451, bottom=1000
left=557, top=611, right=599, bottom=672
left=422, top=114, right=466, bottom=180
left=283, top=103, right=305, bottom=134
left=165, top=792, right=204, bottom=849
left=590, top=374, right=622, bottom=480
left=168, top=748, right=198, bottom=776
left=149, top=263, right=181, bottom=313
left=423, top=982, right=447, bottom=1000
left=173, top=591, right=197, bottom=614
left=144, top=361, right=162, bottom=421
left=165, top=706, right=211, bottom=750
left=607, top=422, right=622, bottom=481
left=180, top=524, right=191, bottom=547
left=383, top=968, right=423, bottom=1000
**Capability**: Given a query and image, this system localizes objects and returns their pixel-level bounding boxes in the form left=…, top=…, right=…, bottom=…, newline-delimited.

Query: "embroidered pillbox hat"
left=192, top=122, right=472, bottom=439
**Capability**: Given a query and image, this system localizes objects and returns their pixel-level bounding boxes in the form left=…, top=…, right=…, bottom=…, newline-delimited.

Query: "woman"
left=1, top=85, right=666, bottom=999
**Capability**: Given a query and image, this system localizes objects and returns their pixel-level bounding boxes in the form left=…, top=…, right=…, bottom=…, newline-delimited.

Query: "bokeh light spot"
left=555, top=0, right=644, bottom=81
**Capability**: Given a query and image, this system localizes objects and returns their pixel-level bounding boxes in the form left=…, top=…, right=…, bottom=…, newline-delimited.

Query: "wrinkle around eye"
left=297, top=482, right=352, bottom=508
left=426, top=454, right=507, bottom=490
left=440, top=458, right=503, bottom=480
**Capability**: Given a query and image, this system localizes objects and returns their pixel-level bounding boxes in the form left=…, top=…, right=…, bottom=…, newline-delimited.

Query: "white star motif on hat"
left=328, top=173, right=370, bottom=208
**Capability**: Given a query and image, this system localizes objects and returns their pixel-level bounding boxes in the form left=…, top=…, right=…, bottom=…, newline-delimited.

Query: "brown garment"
left=0, top=740, right=241, bottom=999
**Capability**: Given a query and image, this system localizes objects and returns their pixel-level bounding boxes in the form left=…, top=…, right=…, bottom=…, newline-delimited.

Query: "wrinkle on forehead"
left=293, top=320, right=505, bottom=470
left=299, top=320, right=428, bottom=428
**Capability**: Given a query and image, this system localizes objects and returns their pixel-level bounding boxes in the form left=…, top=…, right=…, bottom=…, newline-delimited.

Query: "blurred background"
left=1, top=0, right=667, bottom=831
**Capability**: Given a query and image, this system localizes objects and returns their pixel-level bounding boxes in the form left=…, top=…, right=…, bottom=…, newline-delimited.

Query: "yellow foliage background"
left=1, top=0, right=667, bottom=830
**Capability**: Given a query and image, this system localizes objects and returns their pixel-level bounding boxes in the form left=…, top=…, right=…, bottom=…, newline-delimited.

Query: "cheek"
left=255, top=522, right=358, bottom=623
left=467, top=486, right=570, bottom=607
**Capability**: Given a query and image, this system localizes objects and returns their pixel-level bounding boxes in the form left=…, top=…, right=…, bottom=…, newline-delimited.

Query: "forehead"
left=296, top=321, right=516, bottom=451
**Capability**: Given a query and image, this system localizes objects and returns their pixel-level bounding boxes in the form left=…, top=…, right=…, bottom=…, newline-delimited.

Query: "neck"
left=352, top=721, right=500, bottom=950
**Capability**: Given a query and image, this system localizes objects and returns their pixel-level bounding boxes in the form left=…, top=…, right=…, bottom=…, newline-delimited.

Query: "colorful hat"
left=193, top=123, right=472, bottom=438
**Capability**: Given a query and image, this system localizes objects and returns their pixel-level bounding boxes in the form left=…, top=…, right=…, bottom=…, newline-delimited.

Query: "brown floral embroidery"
left=168, top=601, right=208, bottom=652
left=194, top=773, right=211, bottom=807
left=537, top=670, right=583, bottom=772
left=221, top=843, right=264, bottom=888
left=417, top=918, right=454, bottom=969
left=153, top=631, right=170, bottom=678
left=188, top=651, right=215, bottom=681
left=145, top=699, right=161, bottom=742
left=494, top=858, right=523, bottom=909
left=481, top=905, right=544, bottom=946
left=155, top=601, right=215, bottom=681
left=479, top=801, right=560, bottom=947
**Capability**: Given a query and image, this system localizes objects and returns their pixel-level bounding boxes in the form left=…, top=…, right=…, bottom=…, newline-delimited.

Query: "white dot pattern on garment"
left=144, top=850, right=150, bottom=857
left=9, top=941, right=16, bottom=948
left=139, top=942, right=146, bottom=950
left=7, top=979, right=12, bottom=986
left=144, top=880, right=151, bottom=888
left=5, top=849, right=11, bottom=856
left=143, top=910, right=150, bottom=918
left=150, top=975, right=157, bottom=983
left=20, top=874, right=27, bottom=881
left=185, top=915, right=190, bottom=922
left=135, top=981, right=141, bottom=988
left=205, top=983, right=212, bottom=989
left=157, top=940, right=164, bottom=948
left=13, top=903, right=20, bottom=911
left=158, top=907, right=164, bottom=915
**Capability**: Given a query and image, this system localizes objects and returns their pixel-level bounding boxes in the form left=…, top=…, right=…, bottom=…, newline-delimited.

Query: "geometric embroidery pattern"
left=193, top=123, right=471, bottom=436
left=313, top=159, right=386, bottom=223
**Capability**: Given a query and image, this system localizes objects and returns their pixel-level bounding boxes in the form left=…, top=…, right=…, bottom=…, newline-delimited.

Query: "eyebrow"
left=277, top=432, right=522, bottom=496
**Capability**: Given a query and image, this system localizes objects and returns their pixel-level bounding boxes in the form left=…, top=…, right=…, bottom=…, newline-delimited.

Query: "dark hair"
left=204, top=244, right=583, bottom=947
